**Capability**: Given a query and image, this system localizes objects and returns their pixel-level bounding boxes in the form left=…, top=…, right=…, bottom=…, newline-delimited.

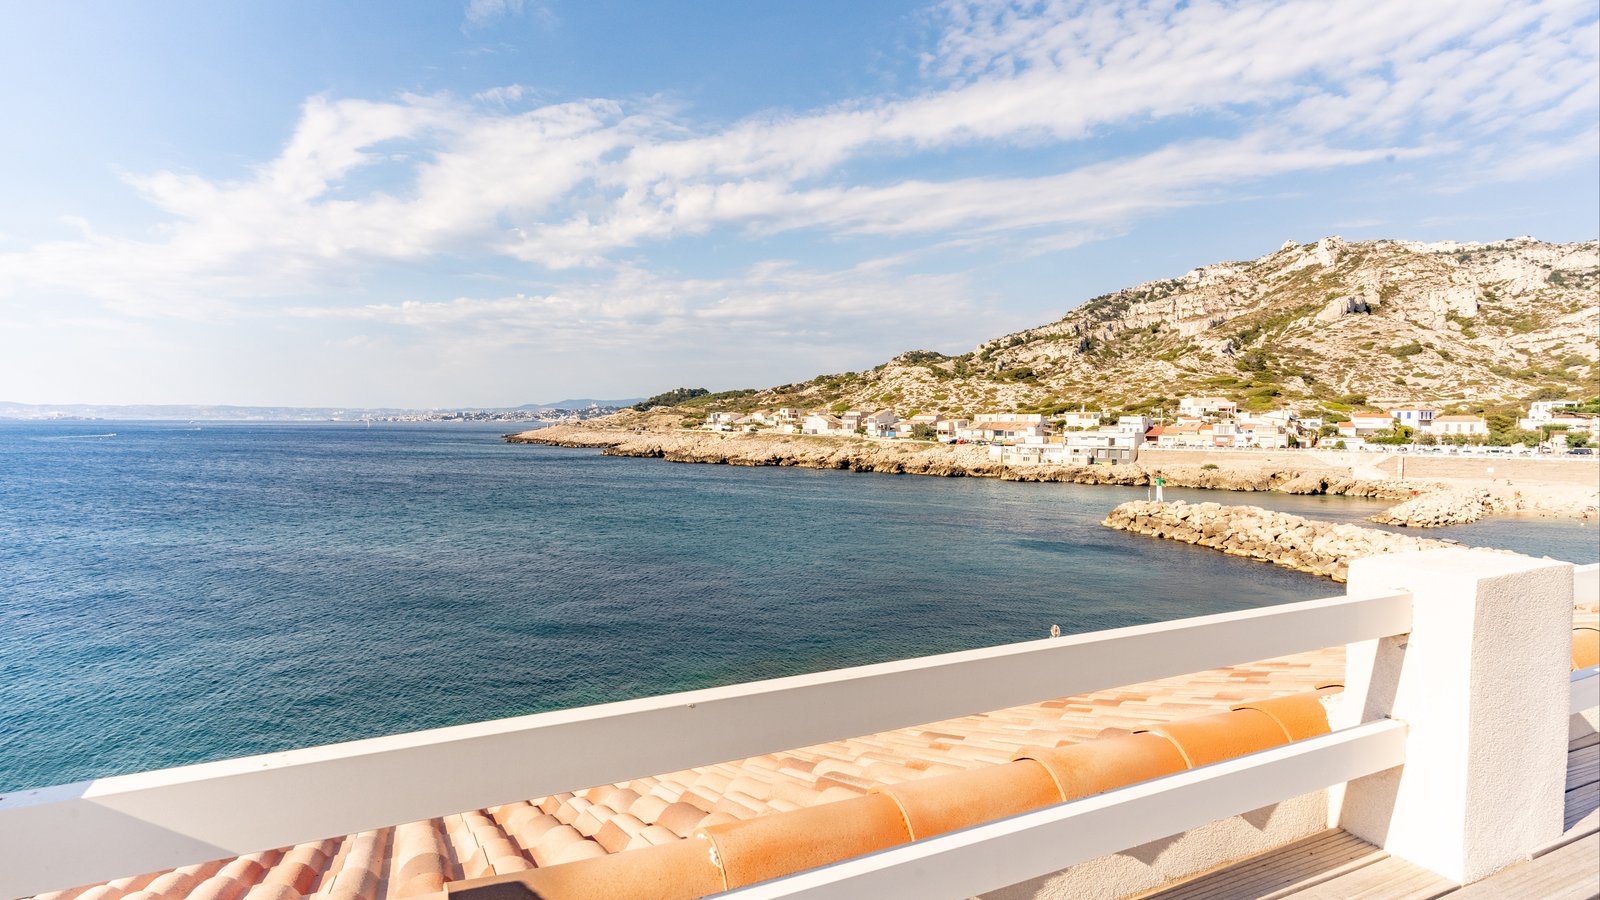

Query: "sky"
left=0, top=0, right=1596, bottom=407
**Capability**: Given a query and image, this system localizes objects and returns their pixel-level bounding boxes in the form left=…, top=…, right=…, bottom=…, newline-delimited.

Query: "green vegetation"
left=631, top=387, right=710, bottom=410
left=1367, top=426, right=1414, bottom=446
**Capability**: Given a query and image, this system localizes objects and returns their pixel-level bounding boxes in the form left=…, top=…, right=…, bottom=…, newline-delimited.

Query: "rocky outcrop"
left=740, top=236, right=1597, bottom=415
left=1103, top=500, right=1467, bottom=581
left=509, top=426, right=1004, bottom=477
left=1366, top=488, right=1499, bottom=527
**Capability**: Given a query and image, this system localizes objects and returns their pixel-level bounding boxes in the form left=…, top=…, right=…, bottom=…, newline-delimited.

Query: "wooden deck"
left=1142, top=733, right=1600, bottom=900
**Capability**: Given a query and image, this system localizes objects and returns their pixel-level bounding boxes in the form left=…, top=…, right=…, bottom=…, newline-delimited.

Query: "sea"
left=2, top=420, right=1594, bottom=794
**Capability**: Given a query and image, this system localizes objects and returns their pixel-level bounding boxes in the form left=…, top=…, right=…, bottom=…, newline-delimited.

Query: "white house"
left=1526, top=400, right=1578, bottom=421
left=1239, top=409, right=1298, bottom=429
left=861, top=410, right=899, bottom=437
left=801, top=413, right=849, bottom=436
left=1155, top=424, right=1207, bottom=448
left=1388, top=408, right=1436, bottom=431
left=1178, top=397, right=1238, bottom=419
left=1061, top=410, right=1105, bottom=430
left=1428, top=415, right=1489, bottom=437
left=1518, top=402, right=1597, bottom=439
left=957, top=419, right=1047, bottom=443
left=1237, top=424, right=1291, bottom=449
left=974, top=412, right=1045, bottom=424
left=1344, top=414, right=1394, bottom=436
left=1064, top=427, right=1143, bottom=464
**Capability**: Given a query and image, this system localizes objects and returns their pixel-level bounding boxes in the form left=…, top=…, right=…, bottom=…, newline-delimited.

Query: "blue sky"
left=1, top=0, right=1596, bottom=407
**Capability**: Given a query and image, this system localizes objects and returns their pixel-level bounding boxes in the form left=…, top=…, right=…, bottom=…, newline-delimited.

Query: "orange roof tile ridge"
left=443, top=688, right=1339, bottom=900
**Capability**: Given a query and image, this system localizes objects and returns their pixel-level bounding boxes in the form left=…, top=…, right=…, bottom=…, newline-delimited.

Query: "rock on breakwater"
left=1102, top=500, right=1463, bottom=581
left=1367, top=488, right=1498, bottom=527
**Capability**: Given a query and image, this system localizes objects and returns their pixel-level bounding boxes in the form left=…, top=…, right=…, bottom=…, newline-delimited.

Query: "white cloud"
left=464, top=0, right=520, bottom=28
left=1, top=0, right=1594, bottom=321
left=290, top=259, right=1004, bottom=352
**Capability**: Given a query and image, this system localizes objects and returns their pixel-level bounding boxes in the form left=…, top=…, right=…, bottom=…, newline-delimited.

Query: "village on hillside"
left=698, top=398, right=1599, bottom=465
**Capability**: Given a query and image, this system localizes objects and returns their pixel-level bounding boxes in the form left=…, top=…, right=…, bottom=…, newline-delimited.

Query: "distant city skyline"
left=1, top=0, right=1595, bottom=407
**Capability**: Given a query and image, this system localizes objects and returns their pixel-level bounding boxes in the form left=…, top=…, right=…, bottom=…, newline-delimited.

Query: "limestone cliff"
left=748, top=236, right=1598, bottom=416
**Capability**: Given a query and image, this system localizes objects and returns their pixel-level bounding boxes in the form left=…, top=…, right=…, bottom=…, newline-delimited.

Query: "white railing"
left=0, top=590, right=1412, bottom=898
left=3, top=554, right=1593, bottom=899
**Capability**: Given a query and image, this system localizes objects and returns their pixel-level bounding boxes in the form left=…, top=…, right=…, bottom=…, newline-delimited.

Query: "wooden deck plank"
left=1449, top=833, right=1600, bottom=899
left=1282, top=855, right=1456, bottom=899
left=1569, top=781, right=1600, bottom=833
left=1569, top=742, right=1599, bottom=790
left=1139, top=830, right=1384, bottom=900
left=1137, top=741, right=1598, bottom=900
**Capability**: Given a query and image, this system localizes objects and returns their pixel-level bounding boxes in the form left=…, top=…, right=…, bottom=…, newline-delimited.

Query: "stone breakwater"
left=1367, top=488, right=1498, bottom=527
left=1103, top=500, right=1464, bottom=581
left=507, top=425, right=1424, bottom=499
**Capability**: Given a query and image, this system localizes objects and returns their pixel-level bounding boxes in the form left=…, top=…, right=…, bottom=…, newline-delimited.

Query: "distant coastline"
left=0, top=399, right=636, bottom=424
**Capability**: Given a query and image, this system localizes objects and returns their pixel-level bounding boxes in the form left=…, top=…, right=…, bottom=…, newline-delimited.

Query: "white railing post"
left=1332, top=548, right=1574, bottom=885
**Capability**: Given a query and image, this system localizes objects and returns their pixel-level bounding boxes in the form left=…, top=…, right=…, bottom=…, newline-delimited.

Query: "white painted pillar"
left=1331, top=549, right=1573, bottom=885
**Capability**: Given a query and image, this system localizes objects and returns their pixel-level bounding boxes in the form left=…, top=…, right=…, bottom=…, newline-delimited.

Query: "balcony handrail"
left=0, top=588, right=1412, bottom=897
left=725, top=719, right=1411, bottom=900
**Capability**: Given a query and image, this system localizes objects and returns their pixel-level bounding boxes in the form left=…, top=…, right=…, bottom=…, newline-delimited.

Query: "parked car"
left=1570, top=447, right=1595, bottom=456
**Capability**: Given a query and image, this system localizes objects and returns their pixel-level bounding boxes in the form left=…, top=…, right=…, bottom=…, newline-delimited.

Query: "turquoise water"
left=0, top=421, right=1591, bottom=793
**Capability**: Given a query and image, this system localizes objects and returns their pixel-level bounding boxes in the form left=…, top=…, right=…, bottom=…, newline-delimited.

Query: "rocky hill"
left=742, top=236, right=1598, bottom=418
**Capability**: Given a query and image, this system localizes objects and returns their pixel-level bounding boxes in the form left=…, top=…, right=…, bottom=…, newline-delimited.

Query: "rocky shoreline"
left=508, top=423, right=1429, bottom=500
left=1102, top=500, right=1470, bottom=581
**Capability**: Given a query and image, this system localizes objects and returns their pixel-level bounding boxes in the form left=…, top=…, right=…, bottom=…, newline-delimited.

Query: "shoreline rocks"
left=1102, top=500, right=1469, bottom=581
left=508, top=425, right=1426, bottom=501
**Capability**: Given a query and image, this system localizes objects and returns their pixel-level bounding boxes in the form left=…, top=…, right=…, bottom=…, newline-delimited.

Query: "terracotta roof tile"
left=632, top=825, right=681, bottom=848
left=548, top=840, right=605, bottom=867
left=875, top=759, right=1060, bottom=839
left=594, top=814, right=648, bottom=854
left=1232, top=687, right=1339, bottom=742
left=1020, top=731, right=1188, bottom=800
left=1574, top=626, right=1599, bottom=670
left=239, top=884, right=299, bottom=900
left=179, top=881, right=244, bottom=900
left=448, top=836, right=725, bottom=900
left=694, top=793, right=910, bottom=890
left=653, top=801, right=711, bottom=838
left=1137, top=707, right=1288, bottom=768
left=527, top=825, right=585, bottom=869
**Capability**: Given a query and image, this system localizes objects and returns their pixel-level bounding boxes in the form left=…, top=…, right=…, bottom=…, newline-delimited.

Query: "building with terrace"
left=1176, top=397, right=1238, bottom=420
left=3, top=550, right=1597, bottom=900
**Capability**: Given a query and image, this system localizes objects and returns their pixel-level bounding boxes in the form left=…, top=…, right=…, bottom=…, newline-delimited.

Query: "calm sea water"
left=1, top=421, right=1592, bottom=793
